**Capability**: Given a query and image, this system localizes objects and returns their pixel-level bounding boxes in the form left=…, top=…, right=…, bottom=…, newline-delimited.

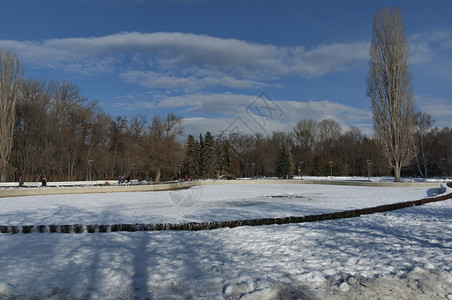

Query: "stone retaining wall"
left=0, top=181, right=199, bottom=198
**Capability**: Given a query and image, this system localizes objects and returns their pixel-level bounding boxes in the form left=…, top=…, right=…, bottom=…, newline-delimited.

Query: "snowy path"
left=0, top=183, right=451, bottom=299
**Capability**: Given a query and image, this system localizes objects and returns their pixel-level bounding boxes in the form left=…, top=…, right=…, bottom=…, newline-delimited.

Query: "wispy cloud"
left=410, top=30, right=452, bottom=64
left=120, top=69, right=273, bottom=91
left=158, top=93, right=254, bottom=115
left=4, top=29, right=447, bottom=81
left=278, top=99, right=372, bottom=124
left=159, top=93, right=371, bottom=121
left=416, top=94, right=452, bottom=128
left=4, top=30, right=447, bottom=135
left=156, top=92, right=373, bottom=136
left=0, top=32, right=369, bottom=90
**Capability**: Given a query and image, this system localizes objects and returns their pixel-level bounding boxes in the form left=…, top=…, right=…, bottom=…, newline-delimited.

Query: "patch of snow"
left=0, top=183, right=451, bottom=299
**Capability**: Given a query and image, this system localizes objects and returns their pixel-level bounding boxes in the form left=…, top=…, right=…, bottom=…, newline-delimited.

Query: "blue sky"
left=1, top=0, right=451, bottom=137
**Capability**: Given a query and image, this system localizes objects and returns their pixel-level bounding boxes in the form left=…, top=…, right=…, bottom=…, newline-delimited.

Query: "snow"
left=0, top=182, right=451, bottom=299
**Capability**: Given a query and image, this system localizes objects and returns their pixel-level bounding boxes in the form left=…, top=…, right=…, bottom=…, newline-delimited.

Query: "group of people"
left=17, top=176, right=46, bottom=187
left=18, top=175, right=136, bottom=187
left=117, top=175, right=131, bottom=185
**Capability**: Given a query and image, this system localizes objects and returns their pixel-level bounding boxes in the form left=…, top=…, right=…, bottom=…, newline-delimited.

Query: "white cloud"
left=183, top=117, right=241, bottom=138
left=101, top=89, right=374, bottom=137
left=120, top=69, right=272, bottom=91
left=155, top=92, right=373, bottom=136
left=416, top=94, right=452, bottom=128
left=112, top=99, right=156, bottom=111
left=158, top=93, right=256, bottom=116
left=0, top=32, right=369, bottom=90
left=159, top=93, right=371, bottom=124
left=410, top=30, right=452, bottom=64
left=182, top=115, right=289, bottom=139
left=293, top=42, right=370, bottom=77
left=279, top=99, right=372, bottom=124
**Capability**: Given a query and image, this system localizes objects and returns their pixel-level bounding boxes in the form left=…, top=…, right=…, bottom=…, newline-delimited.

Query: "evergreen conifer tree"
left=200, top=131, right=217, bottom=178
left=275, top=144, right=293, bottom=178
left=183, top=134, right=200, bottom=179
left=221, top=140, right=233, bottom=175
left=313, top=156, right=328, bottom=176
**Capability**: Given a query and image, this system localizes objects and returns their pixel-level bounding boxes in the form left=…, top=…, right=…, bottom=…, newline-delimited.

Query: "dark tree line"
left=182, top=117, right=451, bottom=180
left=181, top=121, right=388, bottom=180
left=4, top=77, right=451, bottom=183
left=2, top=50, right=451, bottom=182
left=9, top=78, right=185, bottom=182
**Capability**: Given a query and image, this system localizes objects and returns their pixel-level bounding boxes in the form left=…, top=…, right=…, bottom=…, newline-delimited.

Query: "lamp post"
left=366, top=160, right=372, bottom=180
left=329, top=161, right=333, bottom=178
left=248, top=163, right=255, bottom=179
left=299, top=161, right=303, bottom=179
left=440, top=158, right=447, bottom=177
left=88, top=160, right=93, bottom=182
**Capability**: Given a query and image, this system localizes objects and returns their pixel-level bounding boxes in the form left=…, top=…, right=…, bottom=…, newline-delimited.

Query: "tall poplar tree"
left=366, top=8, right=416, bottom=182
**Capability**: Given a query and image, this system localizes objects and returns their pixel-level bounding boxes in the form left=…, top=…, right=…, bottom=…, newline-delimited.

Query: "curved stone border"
left=0, top=181, right=199, bottom=198
left=2, top=183, right=451, bottom=234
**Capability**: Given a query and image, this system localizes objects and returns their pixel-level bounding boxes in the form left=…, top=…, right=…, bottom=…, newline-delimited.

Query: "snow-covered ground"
left=0, top=183, right=451, bottom=299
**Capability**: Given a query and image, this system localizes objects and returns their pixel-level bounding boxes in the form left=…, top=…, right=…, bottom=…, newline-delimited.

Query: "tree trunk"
left=0, top=160, right=7, bottom=182
left=154, top=167, right=161, bottom=184
left=394, top=161, right=401, bottom=182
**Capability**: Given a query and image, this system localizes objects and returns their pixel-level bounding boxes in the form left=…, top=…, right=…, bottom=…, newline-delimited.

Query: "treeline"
left=12, top=78, right=185, bottom=183
left=5, top=79, right=451, bottom=182
left=182, top=122, right=389, bottom=180
left=185, top=116, right=451, bottom=180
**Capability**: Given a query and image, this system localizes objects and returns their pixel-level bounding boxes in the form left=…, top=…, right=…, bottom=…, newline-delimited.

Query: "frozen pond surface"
left=0, top=183, right=438, bottom=225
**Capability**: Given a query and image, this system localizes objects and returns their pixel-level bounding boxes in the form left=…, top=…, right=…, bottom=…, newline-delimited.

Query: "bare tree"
left=335, top=126, right=364, bottom=176
left=0, top=50, right=24, bottom=181
left=315, top=119, right=342, bottom=154
left=145, top=113, right=184, bottom=183
left=366, top=7, right=416, bottom=182
left=47, top=81, right=89, bottom=180
left=413, top=111, right=437, bottom=178
left=15, top=79, right=51, bottom=181
left=293, top=119, right=317, bottom=151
